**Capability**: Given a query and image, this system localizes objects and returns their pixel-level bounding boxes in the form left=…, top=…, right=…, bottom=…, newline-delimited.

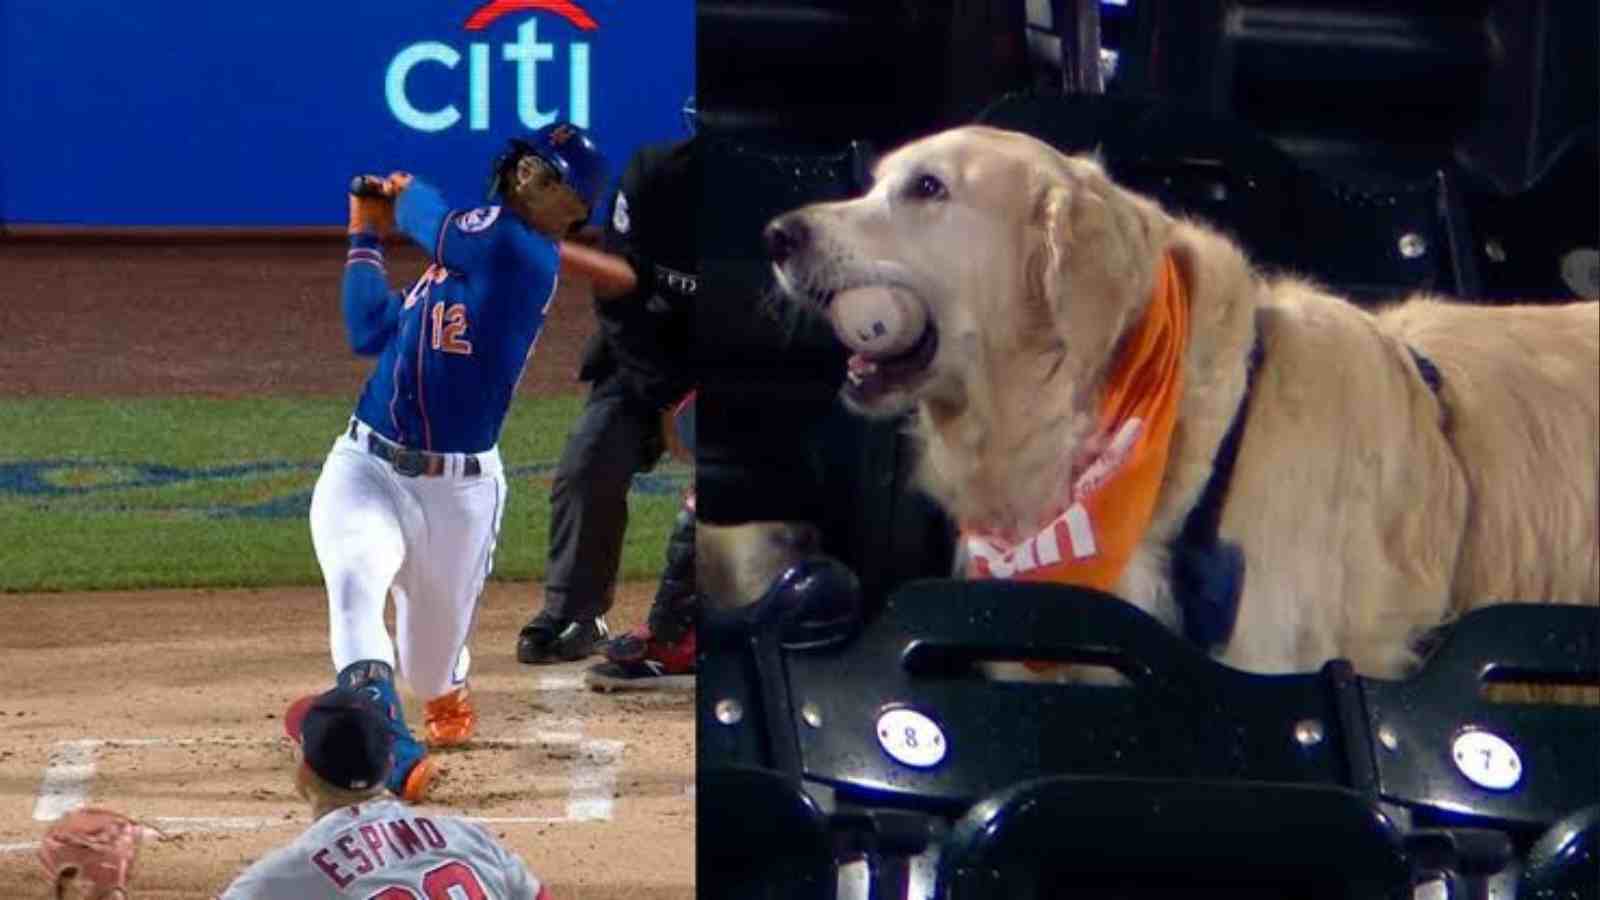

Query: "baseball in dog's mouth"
left=841, top=320, right=939, bottom=406
left=816, top=283, right=939, bottom=406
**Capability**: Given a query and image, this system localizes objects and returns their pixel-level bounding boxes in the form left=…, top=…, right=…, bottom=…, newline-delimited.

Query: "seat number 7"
left=431, top=303, right=473, bottom=355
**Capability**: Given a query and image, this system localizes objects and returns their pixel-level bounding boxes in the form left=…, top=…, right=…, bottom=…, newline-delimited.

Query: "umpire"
left=518, top=101, right=698, bottom=665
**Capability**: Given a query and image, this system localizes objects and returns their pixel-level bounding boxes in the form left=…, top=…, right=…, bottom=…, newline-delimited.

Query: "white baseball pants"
left=309, top=420, right=506, bottom=702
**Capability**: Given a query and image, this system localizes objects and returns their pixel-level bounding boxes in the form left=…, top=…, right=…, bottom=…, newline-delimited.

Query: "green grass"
left=0, top=397, right=687, bottom=593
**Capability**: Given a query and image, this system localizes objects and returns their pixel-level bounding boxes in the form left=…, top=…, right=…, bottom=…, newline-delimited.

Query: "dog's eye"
left=905, top=173, right=947, bottom=202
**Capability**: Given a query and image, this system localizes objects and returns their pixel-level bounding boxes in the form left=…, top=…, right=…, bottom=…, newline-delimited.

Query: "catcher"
left=32, top=699, right=554, bottom=899
left=216, top=687, right=552, bottom=898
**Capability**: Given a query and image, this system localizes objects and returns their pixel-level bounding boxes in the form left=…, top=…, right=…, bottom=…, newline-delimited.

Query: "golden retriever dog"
left=763, top=124, right=1598, bottom=679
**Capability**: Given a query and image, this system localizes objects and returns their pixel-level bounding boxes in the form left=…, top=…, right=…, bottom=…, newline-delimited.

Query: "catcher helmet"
left=489, top=121, right=608, bottom=215
left=284, top=687, right=393, bottom=791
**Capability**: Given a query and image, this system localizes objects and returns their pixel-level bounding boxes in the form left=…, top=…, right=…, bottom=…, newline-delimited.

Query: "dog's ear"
left=1027, top=164, right=1176, bottom=370
left=1027, top=178, right=1070, bottom=313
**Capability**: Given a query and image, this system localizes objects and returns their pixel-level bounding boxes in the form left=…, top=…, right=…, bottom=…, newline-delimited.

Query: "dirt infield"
left=0, top=239, right=692, bottom=897
left=0, top=584, right=692, bottom=899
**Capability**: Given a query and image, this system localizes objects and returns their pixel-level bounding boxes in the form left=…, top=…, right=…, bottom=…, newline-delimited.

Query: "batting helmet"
left=489, top=122, right=607, bottom=215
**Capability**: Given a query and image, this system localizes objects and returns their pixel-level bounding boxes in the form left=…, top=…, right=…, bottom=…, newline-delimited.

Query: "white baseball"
left=828, top=286, right=927, bottom=355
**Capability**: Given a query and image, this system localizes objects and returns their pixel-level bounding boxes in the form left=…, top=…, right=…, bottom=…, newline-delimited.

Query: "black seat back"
left=1102, top=0, right=1598, bottom=303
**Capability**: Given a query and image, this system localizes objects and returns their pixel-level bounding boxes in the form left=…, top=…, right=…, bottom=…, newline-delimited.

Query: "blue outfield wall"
left=2, top=1, right=693, bottom=226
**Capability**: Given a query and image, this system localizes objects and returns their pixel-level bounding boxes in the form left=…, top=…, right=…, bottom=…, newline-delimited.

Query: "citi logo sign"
left=386, top=0, right=597, bottom=133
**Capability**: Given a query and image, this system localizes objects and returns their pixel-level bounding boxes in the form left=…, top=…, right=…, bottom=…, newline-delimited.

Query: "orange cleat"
left=423, top=686, right=477, bottom=748
left=398, top=754, right=440, bottom=803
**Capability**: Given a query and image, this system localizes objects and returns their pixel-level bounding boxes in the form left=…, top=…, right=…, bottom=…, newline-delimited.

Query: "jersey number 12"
left=366, top=860, right=486, bottom=900
left=430, top=303, right=473, bottom=356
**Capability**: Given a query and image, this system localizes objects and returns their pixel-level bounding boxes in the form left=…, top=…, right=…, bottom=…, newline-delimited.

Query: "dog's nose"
left=764, top=214, right=810, bottom=264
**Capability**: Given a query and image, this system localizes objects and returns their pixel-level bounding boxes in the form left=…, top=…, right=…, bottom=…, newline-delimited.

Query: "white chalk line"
left=535, top=672, right=585, bottom=691
left=33, top=739, right=99, bottom=822
left=146, top=813, right=572, bottom=832
left=149, top=816, right=283, bottom=833
left=2, top=810, right=590, bottom=852
left=530, top=672, right=622, bottom=822
left=568, top=739, right=625, bottom=821
left=530, top=673, right=586, bottom=735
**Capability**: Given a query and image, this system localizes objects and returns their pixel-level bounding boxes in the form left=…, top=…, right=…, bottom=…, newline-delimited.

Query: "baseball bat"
left=348, top=175, right=390, bottom=198
left=559, top=241, right=638, bottom=299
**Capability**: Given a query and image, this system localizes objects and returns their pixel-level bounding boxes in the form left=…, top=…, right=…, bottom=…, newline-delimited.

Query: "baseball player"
left=311, top=121, right=633, bottom=802
left=217, top=687, right=551, bottom=898
left=516, top=98, right=700, bottom=685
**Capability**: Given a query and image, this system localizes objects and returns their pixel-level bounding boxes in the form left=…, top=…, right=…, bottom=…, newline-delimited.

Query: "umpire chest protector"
left=580, top=138, right=698, bottom=404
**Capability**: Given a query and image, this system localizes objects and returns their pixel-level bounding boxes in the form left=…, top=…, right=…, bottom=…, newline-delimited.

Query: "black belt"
left=349, top=421, right=481, bottom=478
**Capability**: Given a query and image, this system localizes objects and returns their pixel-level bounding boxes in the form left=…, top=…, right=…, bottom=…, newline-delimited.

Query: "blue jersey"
left=341, top=180, right=560, bottom=453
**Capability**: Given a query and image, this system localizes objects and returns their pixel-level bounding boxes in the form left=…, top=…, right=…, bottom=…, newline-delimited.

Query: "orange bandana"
left=962, top=252, right=1189, bottom=594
